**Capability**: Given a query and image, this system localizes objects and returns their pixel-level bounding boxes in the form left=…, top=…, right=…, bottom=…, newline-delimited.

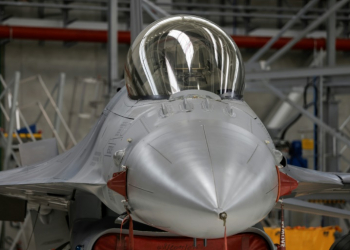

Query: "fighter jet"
left=1, top=15, right=350, bottom=250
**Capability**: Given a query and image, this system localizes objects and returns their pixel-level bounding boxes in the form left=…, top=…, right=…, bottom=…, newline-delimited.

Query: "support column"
left=54, top=73, right=65, bottom=135
left=244, top=0, right=251, bottom=35
left=322, top=97, right=339, bottom=227
left=3, top=72, right=20, bottom=170
left=130, top=0, right=143, bottom=44
left=220, top=0, right=225, bottom=26
left=324, top=99, right=339, bottom=173
left=325, top=0, right=338, bottom=173
left=327, top=0, right=336, bottom=67
left=108, top=0, right=119, bottom=91
left=324, top=0, right=339, bottom=227
left=277, top=0, right=283, bottom=29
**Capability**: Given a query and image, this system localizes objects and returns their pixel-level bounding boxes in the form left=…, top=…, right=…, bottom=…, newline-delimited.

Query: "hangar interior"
left=0, top=0, right=350, bottom=249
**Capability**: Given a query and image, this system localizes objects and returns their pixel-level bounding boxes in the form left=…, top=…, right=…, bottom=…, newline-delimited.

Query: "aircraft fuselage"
left=96, top=88, right=278, bottom=239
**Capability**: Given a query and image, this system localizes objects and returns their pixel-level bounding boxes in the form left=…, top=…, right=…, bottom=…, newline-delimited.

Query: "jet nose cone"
left=125, top=121, right=277, bottom=239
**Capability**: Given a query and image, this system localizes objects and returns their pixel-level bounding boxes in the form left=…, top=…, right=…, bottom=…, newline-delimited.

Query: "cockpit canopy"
left=125, top=15, right=245, bottom=100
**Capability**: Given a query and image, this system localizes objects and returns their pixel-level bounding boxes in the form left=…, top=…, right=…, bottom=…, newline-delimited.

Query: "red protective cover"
left=107, top=171, right=127, bottom=198
left=279, top=171, right=298, bottom=197
left=276, top=166, right=299, bottom=201
left=93, top=233, right=271, bottom=250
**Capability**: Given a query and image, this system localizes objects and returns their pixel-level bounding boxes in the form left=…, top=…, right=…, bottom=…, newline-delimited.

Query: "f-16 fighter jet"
left=1, top=15, right=350, bottom=250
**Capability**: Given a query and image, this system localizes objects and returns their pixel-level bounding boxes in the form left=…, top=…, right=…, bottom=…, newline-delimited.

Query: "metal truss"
left=263, top=0, right=349, bottom=67
left=0, top=73, right=77, bottom=170
left=263, top=79, right=350, bottom=148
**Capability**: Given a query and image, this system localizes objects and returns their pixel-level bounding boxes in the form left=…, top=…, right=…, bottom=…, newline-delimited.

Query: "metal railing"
left=0, top=72, right=77, bottom=170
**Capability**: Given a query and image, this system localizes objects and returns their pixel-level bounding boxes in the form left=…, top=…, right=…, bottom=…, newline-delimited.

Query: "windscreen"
left=125, top=15, right=245, bottom=100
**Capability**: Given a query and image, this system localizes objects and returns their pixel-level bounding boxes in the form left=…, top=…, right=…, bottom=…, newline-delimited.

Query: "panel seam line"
left=202, top=125, right=219, bottom=210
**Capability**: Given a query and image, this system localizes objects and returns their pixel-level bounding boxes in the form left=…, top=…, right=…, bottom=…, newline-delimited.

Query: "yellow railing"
left=4, top=133, right=42, bottom=139
left=264, top=226, right=342, bottom=250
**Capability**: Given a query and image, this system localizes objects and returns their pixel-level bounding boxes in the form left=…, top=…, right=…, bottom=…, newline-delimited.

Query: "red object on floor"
left=93, top=232, right=271, bottom=250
